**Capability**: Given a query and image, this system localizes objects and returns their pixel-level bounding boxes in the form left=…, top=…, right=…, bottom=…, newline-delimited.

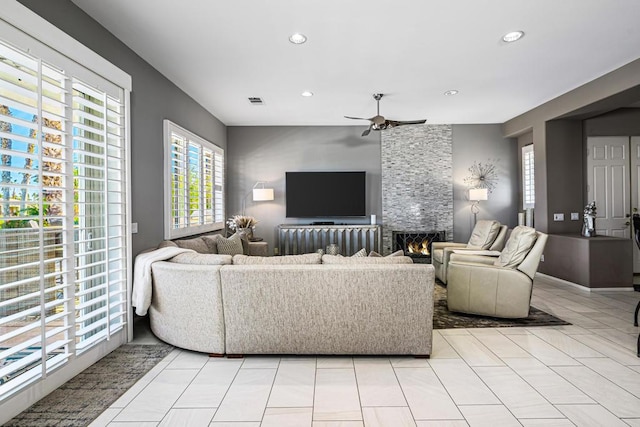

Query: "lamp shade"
left=252, top=188, right=274, bottom=201
left=469, top=188, right=488, bottom=201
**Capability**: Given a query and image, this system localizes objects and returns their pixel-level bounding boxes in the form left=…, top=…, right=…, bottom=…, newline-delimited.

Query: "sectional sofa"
left=148, top=249, right=435, bottom=356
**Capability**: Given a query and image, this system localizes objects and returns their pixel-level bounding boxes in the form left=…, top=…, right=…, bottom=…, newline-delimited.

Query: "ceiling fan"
left=345, top=93, right=427, bottom=136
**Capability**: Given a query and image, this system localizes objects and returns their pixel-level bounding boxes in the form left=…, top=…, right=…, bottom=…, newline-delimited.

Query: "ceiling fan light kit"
left=344, top=93, right=427, bottom=137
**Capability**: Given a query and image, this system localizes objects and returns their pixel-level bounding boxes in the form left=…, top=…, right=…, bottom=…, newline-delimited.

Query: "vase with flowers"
left=227, top=215, right=258, bottom=240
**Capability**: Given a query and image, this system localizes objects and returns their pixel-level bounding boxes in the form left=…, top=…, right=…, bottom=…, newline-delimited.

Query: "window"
left=163, top=120, right=224, bottom=239
left=522, top=144, right=535, bottom=209
left=0, top=28, right=129, bottom=398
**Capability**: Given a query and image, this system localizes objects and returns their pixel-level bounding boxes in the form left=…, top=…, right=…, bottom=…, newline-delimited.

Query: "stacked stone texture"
left=381, top=125, right=454, bottom=254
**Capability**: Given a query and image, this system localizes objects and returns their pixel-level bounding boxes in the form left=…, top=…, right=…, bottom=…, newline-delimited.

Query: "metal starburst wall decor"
left=464, top=160, right=499, bottom=193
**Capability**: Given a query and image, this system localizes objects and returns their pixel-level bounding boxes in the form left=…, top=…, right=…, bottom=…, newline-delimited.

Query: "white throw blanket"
left=132, top=246, right=194, bottom=316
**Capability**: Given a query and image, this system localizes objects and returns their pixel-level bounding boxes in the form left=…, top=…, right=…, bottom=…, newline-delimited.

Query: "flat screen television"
left=286, top=171, right=366, bottom=217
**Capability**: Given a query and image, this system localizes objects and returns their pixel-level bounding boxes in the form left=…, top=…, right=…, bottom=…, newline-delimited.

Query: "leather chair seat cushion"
left=467, top=220, right=502, bottom=249
left=494, top=226, right=538, bottom=268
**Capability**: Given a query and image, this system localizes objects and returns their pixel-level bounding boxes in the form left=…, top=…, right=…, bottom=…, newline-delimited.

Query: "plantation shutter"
left=72, top=80, right=127, bottom=350
left=522, top=144, right=535, bottom=209
left=0, top=42, right=71, bottom=396
left=0, top=34, right=128, bottom=398
left=164, top=120, right=224, bottom=239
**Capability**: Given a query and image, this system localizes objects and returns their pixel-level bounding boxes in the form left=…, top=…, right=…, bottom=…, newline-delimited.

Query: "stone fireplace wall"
left=381, top=124, right=453, bottom=254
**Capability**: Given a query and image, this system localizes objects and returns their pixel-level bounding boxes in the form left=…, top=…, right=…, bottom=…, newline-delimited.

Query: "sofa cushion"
left=169, top=252, right=232, bottom=265
left=467, top=220, right=502, bottom=250
left=174, top=237, right=210, bottom=253
left=214, top=234, right=245, bottom=255
left=322, top=254, right=413, bottom=264
left=232, top=253, right=322, bottom=265
left=494, top=225, right=538, bottom=268
left=351, top=248, right=367, bottom=257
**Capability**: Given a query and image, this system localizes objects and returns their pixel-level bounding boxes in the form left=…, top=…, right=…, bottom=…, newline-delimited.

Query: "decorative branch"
left=463, top=160, right=499, bottom=193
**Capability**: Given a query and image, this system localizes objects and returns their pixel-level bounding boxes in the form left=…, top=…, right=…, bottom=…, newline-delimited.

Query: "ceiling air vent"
left=248, top=97, right=264, bottom=105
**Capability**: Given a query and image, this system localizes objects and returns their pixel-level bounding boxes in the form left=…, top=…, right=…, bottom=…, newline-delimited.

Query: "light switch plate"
left=131, top=222, right=138, bottom=234
left=553, top=213, right=565, bottom=221
left=571, top=212, right=580, bottom=220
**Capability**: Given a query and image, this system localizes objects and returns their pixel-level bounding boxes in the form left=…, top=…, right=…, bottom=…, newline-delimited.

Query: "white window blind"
left=164, top=120, right=224, bottom=239
left=523, top=144, right=535, bottom=209
left=0, top=37, right=128, bottom=399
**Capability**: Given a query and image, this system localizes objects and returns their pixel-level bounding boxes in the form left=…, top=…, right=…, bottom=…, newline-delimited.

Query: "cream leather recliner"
left=431, top=220, right=508, bottom=284
left=446, top=226, right=548, bottom=319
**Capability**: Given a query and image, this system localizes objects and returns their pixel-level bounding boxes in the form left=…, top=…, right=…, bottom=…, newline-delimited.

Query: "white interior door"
left=586, top=136, right=631, bottom=238
left=630, top=136, right=640, bottom=271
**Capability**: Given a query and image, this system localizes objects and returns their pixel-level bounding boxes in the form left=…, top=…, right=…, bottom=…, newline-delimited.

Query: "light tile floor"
left=91, top=276, right=640, bottom=427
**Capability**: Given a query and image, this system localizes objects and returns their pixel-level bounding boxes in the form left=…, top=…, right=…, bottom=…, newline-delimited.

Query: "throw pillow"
left=368, top=250, right=403, bottom=257
left=494, top=225, right=538, bottom=268
left=169, top=253, right=232, bottom=265
left=232, top=253, right=322, bottom=265
left=321, top=254, right=413, bottom=264
left=351, top=248, right=367, bottom=257
left=214, top=234, right=245, bottom=255
left=201, top=235, right=219, bottom=254
left=467, top=220, right=501, bottom=250
left=387, top=249, right=405, bottom=257
left=174, top=237, right=210, bottom=254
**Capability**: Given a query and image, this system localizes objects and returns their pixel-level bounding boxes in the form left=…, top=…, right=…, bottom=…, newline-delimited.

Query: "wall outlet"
left=131, top=222, right=138, bottom=234
left=540, top=254, right=545, bottom=262
left=553, top=213, right=565, bottom=221
left=274, top=247, right=279, bottom=255
left=571, top=212, right=580, bottom=220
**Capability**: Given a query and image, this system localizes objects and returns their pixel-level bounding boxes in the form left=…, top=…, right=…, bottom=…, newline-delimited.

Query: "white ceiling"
left=71, top=0, right=640, bottom=126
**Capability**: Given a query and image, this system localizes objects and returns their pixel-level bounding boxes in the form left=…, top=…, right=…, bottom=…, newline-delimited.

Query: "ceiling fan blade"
left=344, top=115, right=372, bottom=121
left=361, top=124, right=373, bottom=136
left=386, top=119, right=427, bottom=127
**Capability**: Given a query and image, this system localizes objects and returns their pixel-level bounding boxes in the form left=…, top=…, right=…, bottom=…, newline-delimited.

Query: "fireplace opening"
left=393, top=230, right=445, bottom=263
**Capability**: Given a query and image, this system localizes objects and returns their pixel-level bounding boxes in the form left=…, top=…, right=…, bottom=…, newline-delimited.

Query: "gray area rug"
left=5, top=343, right=174, bottom=427
left=433, top=280, right=570, bottom=329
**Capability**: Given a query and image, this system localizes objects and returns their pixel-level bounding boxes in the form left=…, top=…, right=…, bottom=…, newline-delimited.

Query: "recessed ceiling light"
left=301, top=91, right=314, bottom=97
left=502, top=31, right=524, bottom=43
left=289, top=33, right=307, bottom=44
left=444, top=90, right=459, bottom=96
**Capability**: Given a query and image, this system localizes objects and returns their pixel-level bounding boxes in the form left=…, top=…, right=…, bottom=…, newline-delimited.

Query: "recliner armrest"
left=449, top=253, right=498, bottom=266
left=431, top=242, right=467, bottom=251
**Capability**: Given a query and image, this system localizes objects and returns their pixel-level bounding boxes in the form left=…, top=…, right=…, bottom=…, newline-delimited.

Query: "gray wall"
left=226, top=126, right=381, bottom=252
left=452, top=125, right=519, bottom=241
left=584, top=108, right=640, bottom=136
left=503, top=57, right=640, bottom=234
left=227, top=124, right=518, bottom=251
left=19, top=0, right=227, bottom=257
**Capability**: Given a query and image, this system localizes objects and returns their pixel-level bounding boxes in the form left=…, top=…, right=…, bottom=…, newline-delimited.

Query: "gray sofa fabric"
left=220, top=264, right=434, bottom=355
left=149, top=260, right=435, bottom=356
left=149, top=262, right=226, bottom=354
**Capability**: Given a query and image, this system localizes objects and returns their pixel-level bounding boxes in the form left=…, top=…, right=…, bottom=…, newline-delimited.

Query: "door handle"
left=626, top=221, right=631, bottom=226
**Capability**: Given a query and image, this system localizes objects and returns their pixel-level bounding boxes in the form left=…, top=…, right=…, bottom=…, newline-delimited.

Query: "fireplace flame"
left=407, top=239, right=430, bottom=256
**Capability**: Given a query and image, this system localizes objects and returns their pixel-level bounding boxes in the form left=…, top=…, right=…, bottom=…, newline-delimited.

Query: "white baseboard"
left=536, top=273, right=634, bottom=292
